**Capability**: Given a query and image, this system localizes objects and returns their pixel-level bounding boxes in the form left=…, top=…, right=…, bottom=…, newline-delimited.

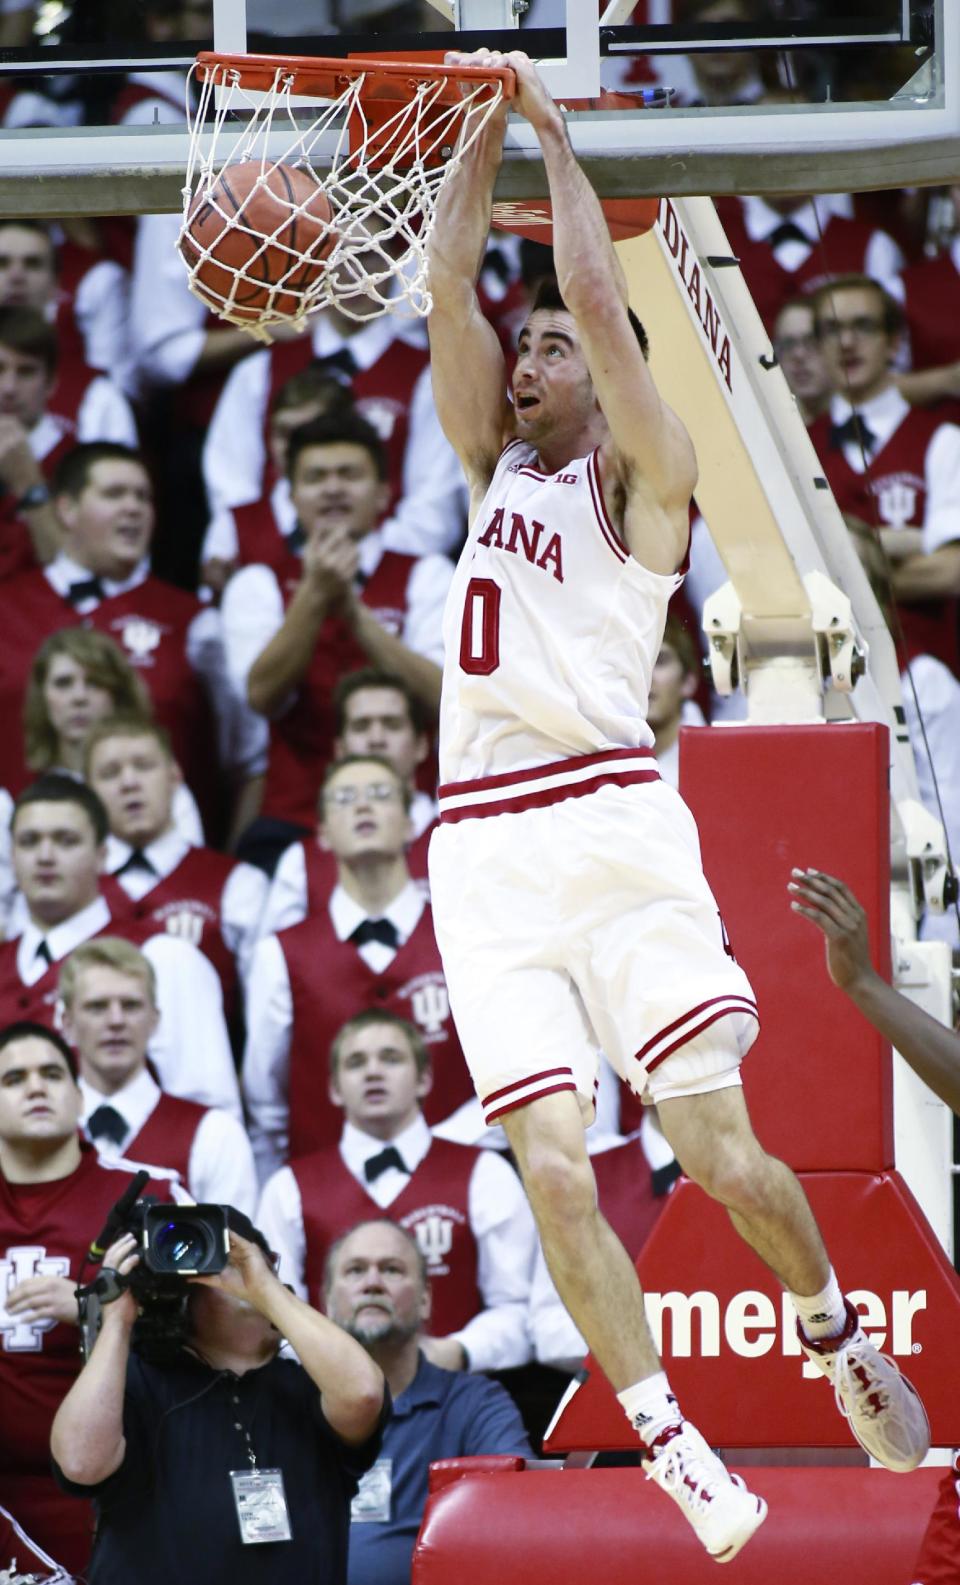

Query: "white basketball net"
left=179, top=60, right=507, bottom=340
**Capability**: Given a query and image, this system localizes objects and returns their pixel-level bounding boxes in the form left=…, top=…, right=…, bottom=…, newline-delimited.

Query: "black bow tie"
left=286, top=523, right=306, bottom=555
left=314, top=346, right=358, bottom=384
left=87, top=1103, right=128, bottom=1146
left=34, top=939, right=53, bottom=966
left=766, top=220, right=810, bottom=248
left=350, top=918, right=399, bottom=949
left=829, top=413, right=877, bottom=454
left=116, top=848, right=155, bottom=877
left=65, top=575, right=106, bottom=607
left=364, top=1145, right=409, bottom=1183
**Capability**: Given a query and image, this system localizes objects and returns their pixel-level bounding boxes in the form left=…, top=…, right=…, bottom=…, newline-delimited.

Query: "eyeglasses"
left=816, top=316, right=887, bottom=341
left=325, top=782, right=400, bottom=807
left=774, top=333, right=818, bottom=356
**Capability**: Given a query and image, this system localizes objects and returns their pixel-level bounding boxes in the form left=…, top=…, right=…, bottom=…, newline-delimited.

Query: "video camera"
left=78, top=1172, right=234, bottom=1361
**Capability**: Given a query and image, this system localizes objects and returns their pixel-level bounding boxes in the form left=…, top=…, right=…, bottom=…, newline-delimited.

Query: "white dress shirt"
left=243, top=878, right=426, bottom=1182
left=257, top=1112, right=537, bottom=1371
left=201, top=477, right=295, bottom=569
left=221, top=529, right=452, bottom=714
left=904, top=655, right=960, bottom=949
left=201, top=316, right=467, bottom=556
left=32, top=373, right=138, bottom=451
left=17, top=895, right=241, bottom=1117
left=80, top=1066, right=257, bottom=1215
left=105, top=826, right=268, bottom=984
left=258, top=791, right=436, bottom=937
left=65, top=254, right=133, bottom=391
left=827, top=384, right=960, bottom=553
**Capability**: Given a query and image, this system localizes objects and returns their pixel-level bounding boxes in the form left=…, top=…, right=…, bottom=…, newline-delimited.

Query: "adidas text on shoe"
left=799, top=1297, right=930, bottom=1472
left=642, top=1422, right=767, bottom=1563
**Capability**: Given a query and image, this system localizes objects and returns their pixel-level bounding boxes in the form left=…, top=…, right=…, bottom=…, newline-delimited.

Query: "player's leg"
left=499, top=1089, right=661, bottom=1389
left=656, top=1075, right=930, bottom=1472
left=501, top=1087, right=768, bottom=1563
left=655, top=1083, right=830, bottom=1294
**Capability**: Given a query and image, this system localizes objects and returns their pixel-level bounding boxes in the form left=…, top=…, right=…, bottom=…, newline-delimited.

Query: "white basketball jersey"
left=438, top=440, right=685, bottom=785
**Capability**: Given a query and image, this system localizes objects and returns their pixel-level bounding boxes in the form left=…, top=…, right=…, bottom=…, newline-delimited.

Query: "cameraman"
left=51, top=1214, right=388, bottom=1585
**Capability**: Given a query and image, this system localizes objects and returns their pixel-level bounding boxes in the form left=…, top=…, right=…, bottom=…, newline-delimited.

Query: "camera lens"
left=151, top=1219, right=216, bottom=1272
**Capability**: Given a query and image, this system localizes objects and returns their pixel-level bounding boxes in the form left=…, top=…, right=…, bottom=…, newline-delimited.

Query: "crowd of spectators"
left=0, top=19, right=958, bottom=1573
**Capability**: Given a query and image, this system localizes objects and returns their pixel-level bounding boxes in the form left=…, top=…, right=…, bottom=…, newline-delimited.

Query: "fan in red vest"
left=530, top=1115, right=681, bottom=1372
left=0, top=1019, right=175, bottom=1578
left=86, top=713, right=268, bottom=1022
left=0, top=441, right=264, bottom=835
left=258, top=1008, right=535, bottom=1374
left=59, top=936, right=257, bottom=1215
left=806, top=274, right=960, bottom=676
left=790, top=867, right=960, bottom=1583
left=0, top=774, right=240, bottom=1117
left=200, top=364, right=355, bottom=598
left=202, top=297, right=466, bottom=559
left=222, top=412, right=451, bottom=873
left=0, top=308, right=136, bottom=583
left=261, top=667, right=437, bottom=936
left=714, top=192, right=904, bottom=333
left=244, top=755, right=473, bottom=1183
left=0, top=219, right=132, bottom=405
left=892, top=182, right=960, bottom=409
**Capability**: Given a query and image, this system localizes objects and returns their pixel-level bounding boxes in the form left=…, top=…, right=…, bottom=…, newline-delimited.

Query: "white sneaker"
left=799, top=1299, right=930, bottom=1472
left=642, top=1422, right=767, bottom=1563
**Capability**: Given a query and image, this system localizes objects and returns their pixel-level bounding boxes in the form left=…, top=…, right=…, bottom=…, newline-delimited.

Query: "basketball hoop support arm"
left=618, top=195, right=954, bottom=921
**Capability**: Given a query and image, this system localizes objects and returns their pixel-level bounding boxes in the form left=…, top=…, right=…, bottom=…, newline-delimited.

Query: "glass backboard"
left=0, top=0, right=953, bottom=215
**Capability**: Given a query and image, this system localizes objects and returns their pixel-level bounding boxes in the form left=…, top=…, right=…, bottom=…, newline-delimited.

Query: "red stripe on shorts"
left=639, top=998, right=760, bottom=1076
left=635, top=994, right=759, bottom=1064
left=484, top=1066, right=576, bottom=1106
left=486, top=1081, right=579, bottom=1123
left=439, top=767, right=661, bottom=823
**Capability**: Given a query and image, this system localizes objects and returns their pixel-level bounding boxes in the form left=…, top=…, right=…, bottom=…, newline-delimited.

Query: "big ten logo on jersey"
left=151, top=897, right=217, bottom=948
left=401, top=1204, right=466, bottom=1278
left=870, top=472, right=922, bottom=529
left=401, top=974, right=450, bottom=1044
left=356, top=396, right=404, bottom=442
left=1, top=1247, right=71, bottom=1351
left=369, top=605, right=404, bottom=638
left=107, top=614, right=167, bottom=668
left=644, top=1286, right=927, bottom=1380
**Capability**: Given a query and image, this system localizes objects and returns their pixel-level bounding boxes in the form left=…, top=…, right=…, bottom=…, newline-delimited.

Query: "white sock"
left=791, top=1268, right=848, bottom=1342
left=617, top=1370, right=682, bottom=1448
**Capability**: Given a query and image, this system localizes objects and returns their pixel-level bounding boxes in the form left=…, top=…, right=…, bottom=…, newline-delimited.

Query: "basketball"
left=179, top=159, right=337, bottom=321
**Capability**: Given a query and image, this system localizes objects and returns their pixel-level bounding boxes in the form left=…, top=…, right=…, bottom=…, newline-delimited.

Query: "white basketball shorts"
left=428, top=775, right=759, bottom=1127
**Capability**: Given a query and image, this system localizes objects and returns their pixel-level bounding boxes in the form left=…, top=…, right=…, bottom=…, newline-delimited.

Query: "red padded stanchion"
left=545, top=1170, right=960, bottom=1451
left=680, top=722, right=892, bottom=1171
left=412, top=1466, right=941, bottom=1584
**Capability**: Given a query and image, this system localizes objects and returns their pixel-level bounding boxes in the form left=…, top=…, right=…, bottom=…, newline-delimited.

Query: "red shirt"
left=0, top=1144, right=172, bottom=1574
left=808, top=403, right=960, bottom=671
left=0, top=568, right=220, bottom=824
left=278, top=904, right=472, bottom=1155
left=260, top=545, right=421, bottom=827
left=293, top=1138, right=481, bottom=1336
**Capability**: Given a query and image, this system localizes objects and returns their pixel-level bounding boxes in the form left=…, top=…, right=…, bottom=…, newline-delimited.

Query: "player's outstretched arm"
left=492, top=50, right=694, bottom=566
left=788, top=866, right=960, bottom=1115
left=427, top=61, right=511, bottom=496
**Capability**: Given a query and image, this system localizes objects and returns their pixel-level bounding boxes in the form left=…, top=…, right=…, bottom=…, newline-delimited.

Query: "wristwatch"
left=15, top=482, right=51, bottom=511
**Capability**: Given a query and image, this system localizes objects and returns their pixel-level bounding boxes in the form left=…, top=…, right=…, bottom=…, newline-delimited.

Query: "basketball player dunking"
left=426, top=49, right=929, bottom=1560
